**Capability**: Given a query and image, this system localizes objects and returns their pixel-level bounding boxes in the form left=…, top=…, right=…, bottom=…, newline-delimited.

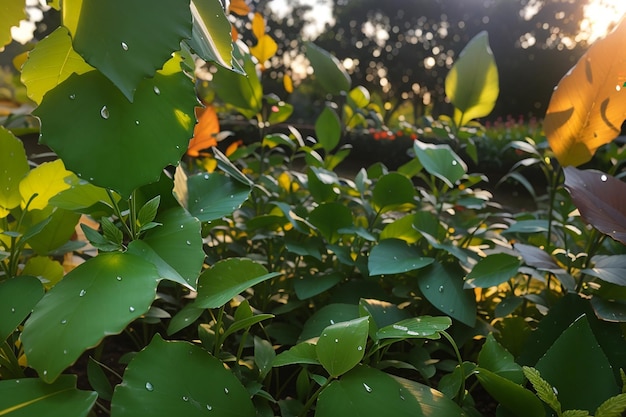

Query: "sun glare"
left=580, top=0, right=626, bottom=44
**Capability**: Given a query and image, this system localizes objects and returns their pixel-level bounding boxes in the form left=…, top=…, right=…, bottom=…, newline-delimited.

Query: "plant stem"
left=298, top=376, right=334, bottom=417
left=441, top=331, right=466, bottom=405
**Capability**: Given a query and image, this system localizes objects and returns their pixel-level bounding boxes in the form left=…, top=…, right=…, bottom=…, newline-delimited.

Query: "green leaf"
left=273, top=343, right=320, bottom=367
left=87, top=358, right=114, bottom=401
left=189, top=0, right=236, bottom=71
left=380, top=214, right=425, bottom=244
left=33, top=68, right=196, bottom=198
left=304, top=42, right=351, bottom=95
left=308, top=202, right=353, bottom=244
left=417, top=262, right=476, bottom=327
left=316, top=317, right=369, bottom=377
left=583, top=255, right=626, bottom=286
left=359, top=299, right=411, bottom=337
left=523, top=366, right=562, bottom=415
left=254, top=336, right=276, bottom=379
left=595, top=393, right=626, bottom=417
left=20, top=26, right=94, bottom=104
left=0, top=375, right=97, bottom=417
left=187, top=172, right=251, bottom=222
left=167, top=304, right=205, bottom=335
left=26, top=209, right=81, bottom=256
left=101, top=217, right=123, bottom=247
left=413, top=141, right=467, bottom=188
left=376, top=316, right=451, bottom=341
left=465, top=253, right=521, bottom=289
left=368, top=239, right=434, bottom=276
left=137, top=196, right=161, bottom=229
left=535, top=314, right=619, bottom=412
left=80, top=223, right=119, bottom=252
left=21, top=253, right=160, bottom=382
left=445, top=31, right=499, bottom=127
left=479, top=334, right=524, bottom=384
left=315, top=106, right=342, bottom=152
left=371, top=173, right=416, bottom=213
left=22, top=256, right=64, bottom=288
left=563, top=411, right=591, bottom=417
left=110, top=335, right=255, bottom=417
left=475, top=368, right=545, bottom=417
left=0, top=0, right=26, bottom=49
left=316, top=365, right=467, bottom=417
left=193, top=258, right=280, bottom=309
left=299, top=304, right=360, bottom=342
left=294, top=272, right=342, bottom=300
left=69, top=0, right=192, bottom=101
left=348, top=86, right=370, bottom=108
left=0, top=276, right=44, bottom=341
left=222, top=314, right=275, bottom=341
left=0, top=127, right=29, bottom=215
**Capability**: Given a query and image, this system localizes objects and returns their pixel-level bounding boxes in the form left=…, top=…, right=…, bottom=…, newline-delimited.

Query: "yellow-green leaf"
left=250, top=34, right=277, bottom=67
left=0, top=127, right=29, bottom=217
left=252, top=12, right=265, bottom=40
left=19, top=160, right=73, bottom=211
left=0, top=0, right=26, bottom=49
left=445, top=31, right=499, bottom=127
left=544, top=19, right=626, bottom=167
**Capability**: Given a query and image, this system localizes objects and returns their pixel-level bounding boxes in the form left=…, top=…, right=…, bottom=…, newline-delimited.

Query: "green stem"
left=298, top=376, right=334, bottom=417
left=213, top=306, right=226, bottom=357
left=546, top=168, right=563, bottom=251
left=107, top=190, right=133, bottom=238
left=441, top=331, right=465, bottom=405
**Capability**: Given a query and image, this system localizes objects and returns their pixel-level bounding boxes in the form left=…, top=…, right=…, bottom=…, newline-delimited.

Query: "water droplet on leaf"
left=145, top=382, right=154, bottom=391
left=79, top=289, right=86, bottom=297
left=69, top=94, right=76, bottom=100
left=100, top=106, right=109, bottom=119
left=153, top=86, right=161, bottom=95
left=224, top=387, right=229, bottom=395
left=363, top=383, right=372, bottom=393
left=121, top=41, right=128, bottom=50
left=438, top=285, right=444, bottom=293
left=601, top=174, right=608, bottom=182
left=182, top=396, right=189, bottom=401
left=129, top=306, right=135, bottom=312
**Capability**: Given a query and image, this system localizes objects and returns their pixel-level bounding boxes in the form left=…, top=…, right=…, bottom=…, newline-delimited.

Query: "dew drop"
left=407, top=330, right=420, bottom=336
left=438, top=285, right=444, bottom=293
left=61, top=319, right=67, bottom=325
left=601, top=174, right=608, bottom=182
left=334, top=338, right=339, bottom=343
left=182, top=396, right=189, bottom=402
left=116, top=276, right=122, bottom=281
left=43, top=370, right=48, bottom=376
left=135, top=120, right=140, bottom=125
left=145, top=382, right=154, bottom=391
left=393, top=324, right=408, bottom=331
left=10, top=307, right=15, bottom=313
left=186, top=240, right=191, bottom=245
left=100, top=105, right=109, bottom=119
left=425, top=285, right=430, bottom=289
left=69, top=93, right=76, bottom=100
left=129, top=306, right=135, bottom=312
left=153, top=86, right=161, bottom=95
left=79, top=289, right=86, bottom=297
left=452, top=160, right=458, bottom=166
left=204, top=174, right=210, bottom=180
left=63, top=349, right=68, bottom=355
left=357, top=345, right=363, bottom=351
left=121, top=41, right=129, bottom=51
left=329, top=319, right=335, bottom=325
left=207, top=405, right=213, bottom=411
left=363, top=383, right=372, bottom=393
left=224, top=387, right=229, bottom=395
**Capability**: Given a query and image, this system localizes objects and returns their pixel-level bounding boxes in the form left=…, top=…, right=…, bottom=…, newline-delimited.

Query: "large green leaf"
left=475, top=368, right=545, bottom=417
left=26, top=209, right=81, bottom=255
left=0, top=0, right=26, bottom=49
left=465, top=253, right=521, bottom=289
left=445, top=31, right=499, bottom=127
left=305, top=42, right=351, bottom=95
left=535, top=314, right=619, bottom=412
left=0, top=376, right=97, bottom=417
left=111, top=335, right=255, bottom=417
left=273, top=342, right=320, bottom=367
left=20, top=27, right=94, bottom=105
left=368, top=239, right=433, bottom=276
left=308, top=202, right=353, bottom=244
left=34, top=68, right=197, bottom=197
left=316, top=365, right=467, bottom=417
left=21, top=253, right=160, bottom=382
left=478, top=334, right=524, bottom=384
left=371, top=172, right=416, bottom=213
left=189, top=0, right=236, bottom=71
left=376, top=316, right=451, bottom=341
left=417, top=262, right=476, bottom=327
left=0, top=277, right=44, bottom=341
left=316, top=317, right=369, bottom=377
left=68, top=0, right=192, bottom=101
left=186, top=172, right=250, bottom=222
left=0, top=127, right=29, bottom=216
left=315, top=106, right=342, bottom=152
left=299, top=304, right=360, bottom=342
left=413, top=141, right=467, bottom=188
left=193, top=258, right=280, bottom=309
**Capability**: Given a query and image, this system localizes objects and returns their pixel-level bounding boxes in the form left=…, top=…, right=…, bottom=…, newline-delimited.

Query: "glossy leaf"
left=544, top=19, right=626, bottom=167
left=69, top=0, right=192, bottom=101
left=186, top=171, right=251, bottom=222
left=371, top=172, right=415, bottom=213
left=0, top=276, right=44, bottom=341
left=359, top=299, right=411, bottom=336
left=308, top=202, right=353, bottom=244
left=465, top=253, right=521, bottom=289
left=413, top=141, right=467, bottom=187
left=299, top=304, right=360, bottom=342
left=22, top=256, right=64, bottom=288
left=0, top=376, right=97, bottom=417
left=475, top=368, right=545, bottom=417
left=535, top=314, right=619, bottom=412
left=193, top=258, right=280, bottom=309
left=21, top=253, right=160, bottom=382
left=251, top=34, right=278, bottom=67
left=0, top=0, right=26, bottom=49
left=445, top=31, right=499, bottom=127
left=316, top=317, right=369, bottom=377
left=584, top=255, right=626, bottom=286
left=34, top=69, right=197, bottom=197
left=316, top=365, right=467, bottom=417
left=20, top=27, right=93, bottom=104
left=376, top=316, right=451, bottom=341
left=294, top=272, right=342, bottom=300
left=0, top=127, right=29, bottom=216
left=368, top=239, right=433, bottom=276
left=563, top=167, right=626, bottom=244
left=417, top=262, right=476, bottom=327
left=305, top=42, right=351, bottom=95
left=478, top=334, right=524, bottom=384
left=273, top=342, right=320, bottom=367
left=315, top=106, right=342, bottom=152
left=19, top=160, right=72, bottom=211
left=189, top=0, right=236, bottom=71
left=167, top=304, right=205, bottom=335
left=111, top=335, right=255, bottom=417
left=26, top=209, right=81, bottom=256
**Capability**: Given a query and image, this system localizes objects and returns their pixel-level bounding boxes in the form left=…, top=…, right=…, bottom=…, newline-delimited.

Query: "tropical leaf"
left=187, top=106, right=219, bottom=157
left=544, top=18, right=626, bottom=167
left=189, top=0, right=237, bottom=72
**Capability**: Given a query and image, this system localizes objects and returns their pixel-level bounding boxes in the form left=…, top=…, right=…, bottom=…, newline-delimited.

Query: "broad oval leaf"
left=316, top=317, right=369, bottom=377
left=475, top=368, right=545, bottom=417
left=19, top=159, right=72, bottom=211
left=21, top=253, right=160, bottom=382
left=111, top=335, right=255, bottom=417
left=308, top=202, right=353, bottom=244
left=299, top=303, right=360, bottom=342
left=563, top=167, right=626, bottom=245
left=193, top=258, right=280, bottom=309
left=445, top=31, right=499, bottom=127
left=1, top=0, right=26, bottom=49
left=465, top=253, right=521, bottom=289
left=376, top=316, right=451, bottom=340
left=187, top=171, right=251, bottom=222
left=478, top=334, right=524, bottom=384
left=250, top=34, right=278, bottom=67
left=371, top=172, right=416, bottom=213
left=273, top=342, right=320, bottom=367
left=305, top=42, right=351, bottom=95
left=0, top=127, right=28, bottom=215
left=34, top=69, right=197, bottom=198
left=544, top=19, right=626, bottom=167
left=69, top=0, right=192, bottom=101
left=413, top=141, right=467, bottom=188
left=0, top=276, right=44, bottom=341
left=368, top=239, right=433, bottom=276
left=0, top=376, right=97, bottom=417
left=315, top=106, right=342, bottom=152
left=583, top=255, right=626, bottom=286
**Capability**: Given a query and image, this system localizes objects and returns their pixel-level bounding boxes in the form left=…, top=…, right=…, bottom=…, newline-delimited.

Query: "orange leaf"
left=225, top=140, right=243, bottom=157
left=283, top=73, right=294, bottom=93
left=229, top=0, right=250, bottom=16
left=250, top=34, right=278, bottom=68
left=544, top=18, right=626, bottom=167
left=187, top=106, right=219, bottom=157
left=252, top=12, right=265, bottom=40
left=231, top=23, right=239, bottom=42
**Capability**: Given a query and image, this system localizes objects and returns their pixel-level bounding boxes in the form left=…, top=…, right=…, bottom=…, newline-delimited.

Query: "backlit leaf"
left=229, top=0, right=250, bottom=16
left=251, top=12, right=265, bottom=40
left=445, top=31, right=499, bottom=127
left=368, top=239, right=433, bottom=276
left=305, top=42, right=351, bottom=95
left=188, top=106, right=219, bottom=157
left=315, top=106, right=341, bottom=152
left=19, top=160, right=73, bottom=211
left=413, top=141, right=467, bottom=188
left=371, top=172, right=415, bottom=213
left=316, top=317, right=369, bottom=377
left=0, top=127, right=28, bottom=216
left=465, top=253, right=521, bottom=289
left=250, top=34, right=278, bottom=68
left=1, top=0, right=26, bottom=49
left=544, top=19, right=626, bottom=167
left=189, top=0, right=237, bottom=71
